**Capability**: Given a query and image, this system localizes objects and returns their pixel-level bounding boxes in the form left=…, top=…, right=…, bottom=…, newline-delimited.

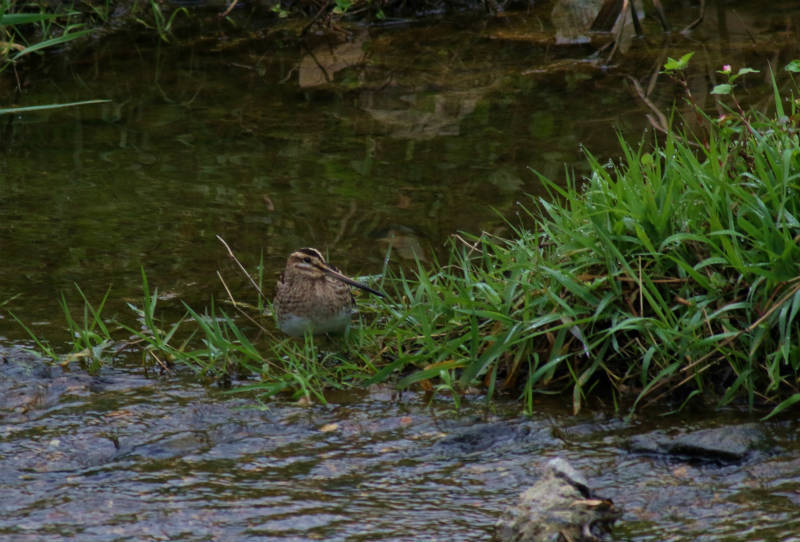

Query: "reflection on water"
left=2, top=2, right=798, bottom=338
left=2, top=2, right=800, bottom=539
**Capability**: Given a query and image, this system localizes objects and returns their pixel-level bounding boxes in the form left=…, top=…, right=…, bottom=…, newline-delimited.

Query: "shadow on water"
left=2, top=1, right=800, bottom=539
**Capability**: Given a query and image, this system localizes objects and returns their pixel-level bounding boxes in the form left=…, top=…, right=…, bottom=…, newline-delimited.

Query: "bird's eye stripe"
left=297, top=247, right=324, bottom=260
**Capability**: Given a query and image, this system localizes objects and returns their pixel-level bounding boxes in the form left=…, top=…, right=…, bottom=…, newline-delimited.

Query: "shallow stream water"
left=2, top=1, right=800, bottom=540
left=2, top=349, right=800, bottom=541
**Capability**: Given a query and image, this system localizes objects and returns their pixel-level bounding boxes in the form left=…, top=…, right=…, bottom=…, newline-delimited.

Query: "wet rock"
left=434, top=421, right=555, bottom=455
left=628, top=423, right=769, bottom=463
left=436, top=422, right=521, bottom=453
left=495, top=458, right=621, bottom=542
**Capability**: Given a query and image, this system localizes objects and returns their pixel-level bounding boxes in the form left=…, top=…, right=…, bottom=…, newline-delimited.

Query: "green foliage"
left=661, top=52, right=695, bottom=74
left=360, top=65, right=800, bottom=417
left=81, top=0, right=114, bottom=22
left=333, top=0, right=353, bottom=15
left=134, top=0, right=189, bottom=42
left=0, top=0, right=193, bottom=73
left=712, top=65, right=760, bottom=96
left=785, top=60, right=800, bottom=74
left=9, top=284, right=116, bottom=373
left=271, top=3, right=289, bottom=19
left=0, top=2, right=90, bottom=73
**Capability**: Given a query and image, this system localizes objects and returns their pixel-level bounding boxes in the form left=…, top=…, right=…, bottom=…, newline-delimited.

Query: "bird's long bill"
left=320, top=265, right=385, bottom=297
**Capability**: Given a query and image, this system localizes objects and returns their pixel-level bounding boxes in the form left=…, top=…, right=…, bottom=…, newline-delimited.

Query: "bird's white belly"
left=278, top=309, right=353, bottom=336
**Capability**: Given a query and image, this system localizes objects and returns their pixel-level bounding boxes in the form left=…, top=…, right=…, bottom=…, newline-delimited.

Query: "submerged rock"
left=436, top=422, right=525, bottom=453
left=434, top=421, right=558, bottom=455
left=628, top=423, right=770, bottom=463
left=495, top=458, right=621, bottom=542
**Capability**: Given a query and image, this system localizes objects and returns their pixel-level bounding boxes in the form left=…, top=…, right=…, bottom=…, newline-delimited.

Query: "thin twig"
left=150, top=351, right=172, bottom=373
left=650, top=0, right=670, bottom=31
left=216, top=270, right=291, bottom=375
left=216, top=270, right=274, bottom=338
left=13, top=63, right=22, bottom=92
left=646, top=50, right=668, bottom=96
left=301, top=0, right=333, bottom=36
left=638, top=256, right=643, bottom=319
left=217, top=235, right=268, bottom=301
left=577, top=273, right=687, bottom=284
left=680, top=0, right=705, bottom=33
left=332, top=199, right=357, bottom=246
left=604, top=0, right=629, bottom=63
left=626, top=75, right=669, bottom=134
left=220, top=0, right=239, bottom=17
left=451, top=233, right=481, bottom=255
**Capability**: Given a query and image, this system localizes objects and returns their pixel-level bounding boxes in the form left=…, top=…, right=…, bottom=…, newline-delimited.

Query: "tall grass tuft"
left=371, top=67, right=800, bottom=416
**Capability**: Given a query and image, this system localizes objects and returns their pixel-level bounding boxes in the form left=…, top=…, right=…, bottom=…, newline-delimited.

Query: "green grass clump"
left=0, top=4, right=91, bottom=74
left=0, top=0, right=191, bottom=76
left=369, top=72, right=800, bottom=416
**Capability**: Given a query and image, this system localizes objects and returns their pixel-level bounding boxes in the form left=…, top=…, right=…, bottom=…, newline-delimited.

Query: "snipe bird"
left=274, top=248, right=384, bottom=336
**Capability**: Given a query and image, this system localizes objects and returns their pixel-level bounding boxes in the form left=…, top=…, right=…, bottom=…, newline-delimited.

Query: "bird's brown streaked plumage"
left=273, top=248, right=383, bottom=336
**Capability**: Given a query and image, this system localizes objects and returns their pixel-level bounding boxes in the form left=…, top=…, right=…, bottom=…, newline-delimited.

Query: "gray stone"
left=628, top=423, right=770, bottom=463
